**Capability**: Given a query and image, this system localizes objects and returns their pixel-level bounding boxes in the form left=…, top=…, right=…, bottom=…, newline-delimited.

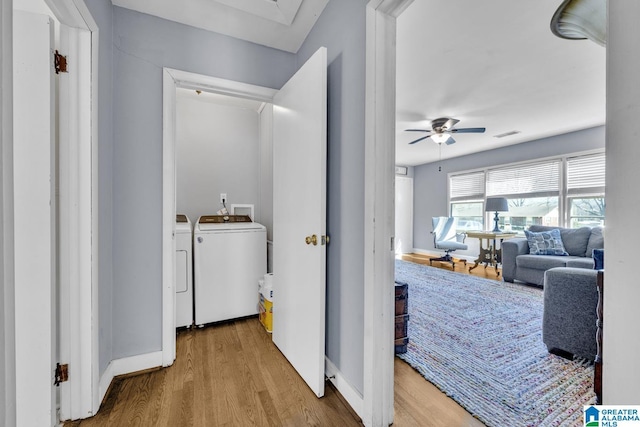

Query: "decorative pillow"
left=524, top=229, right=569, bottom=256
left=593, top=248, right=604, bottom=270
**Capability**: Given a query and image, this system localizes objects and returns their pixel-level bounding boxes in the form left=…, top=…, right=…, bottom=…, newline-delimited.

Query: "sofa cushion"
left=586, top=226, right=604, bottom=257
left=566, top=257, right=595, bottom=269
left=516, top=254, right=569, bottom=270
left=528, top=225, right=592, bottom=256
left=525, top=229, right=569, bottom=256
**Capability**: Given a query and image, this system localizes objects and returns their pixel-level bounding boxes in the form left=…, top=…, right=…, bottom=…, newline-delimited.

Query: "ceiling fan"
left=406, top=117, right=486, bottom=145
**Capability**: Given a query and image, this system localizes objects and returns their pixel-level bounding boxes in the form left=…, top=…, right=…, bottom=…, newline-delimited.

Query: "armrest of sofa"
left=501, top=238, right=529, bottom=282
left=542, top=267, right=599, bottom=359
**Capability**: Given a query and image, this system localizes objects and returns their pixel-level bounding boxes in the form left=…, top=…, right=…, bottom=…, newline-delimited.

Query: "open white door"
left=272, top=47, right=327, bottom=398
left=13, top=10, right=57, bottom=427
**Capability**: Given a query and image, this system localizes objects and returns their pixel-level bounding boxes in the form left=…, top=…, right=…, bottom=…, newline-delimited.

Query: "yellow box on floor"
left=259, top=293, right=273, bottom=333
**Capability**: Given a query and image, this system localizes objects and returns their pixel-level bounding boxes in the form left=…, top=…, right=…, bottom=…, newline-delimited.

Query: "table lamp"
left=485, top=197, right=509, bottom=232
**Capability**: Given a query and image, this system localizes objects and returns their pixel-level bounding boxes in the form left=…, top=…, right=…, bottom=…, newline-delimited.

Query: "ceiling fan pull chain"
left=438, top=142, right=442, bottom=172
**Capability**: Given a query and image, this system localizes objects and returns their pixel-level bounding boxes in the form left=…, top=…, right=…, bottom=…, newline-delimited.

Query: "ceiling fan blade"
left=450, top=127, right=486, bottom=134
left=445, top=136, right=456, bottom=145
left=405, top=129, right=431, bottom=132
left=441, top=118, right=459, bottom=131
left=408, top=135, right=430, bottom=145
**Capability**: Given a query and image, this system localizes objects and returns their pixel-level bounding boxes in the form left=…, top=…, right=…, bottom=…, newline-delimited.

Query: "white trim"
left=364, top=1, right=412, bottom=426
left=98, top=351, right=163, bottom=405
left=44, top=0, right=99, bottom=421
left=325, top=357, right=363, bottom=419
left=161, top=68, right=277, bottom=367
left=161, top=69, right=176, bottom=367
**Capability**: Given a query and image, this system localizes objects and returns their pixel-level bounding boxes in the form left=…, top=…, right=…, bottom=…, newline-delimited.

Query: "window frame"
left=448, top=149, right=605, bottom=232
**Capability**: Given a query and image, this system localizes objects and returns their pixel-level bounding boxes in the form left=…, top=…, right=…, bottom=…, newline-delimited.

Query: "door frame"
left=3, top=0, right=99, bottom=423
left=163, top=1, right=412, bottom=423
left=46, top=1, right=100, bottom=420
left=161, top=68, right=277, bottom=366
left=363, top=0, right=413, bottom=425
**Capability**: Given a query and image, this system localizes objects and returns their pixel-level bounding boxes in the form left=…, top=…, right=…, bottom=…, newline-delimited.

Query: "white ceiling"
left=113, top=0, right=606, bottom=168
left=111, top=0, right=329, bottom=53
left=395, top=0, right=606, bottom=167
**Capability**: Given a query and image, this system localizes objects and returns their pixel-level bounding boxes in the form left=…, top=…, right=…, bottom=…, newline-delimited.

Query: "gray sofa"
left=502, top=225, right=604, bottom=286
left=542, top=267, right=599, bottom=360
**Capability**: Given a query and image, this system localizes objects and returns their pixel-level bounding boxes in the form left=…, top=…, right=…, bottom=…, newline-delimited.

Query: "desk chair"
left=430, top=217, right=468, bottom=269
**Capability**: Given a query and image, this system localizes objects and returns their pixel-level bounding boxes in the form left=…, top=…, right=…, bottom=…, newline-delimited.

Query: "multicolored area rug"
left=395, top=259, right=596, bottom=427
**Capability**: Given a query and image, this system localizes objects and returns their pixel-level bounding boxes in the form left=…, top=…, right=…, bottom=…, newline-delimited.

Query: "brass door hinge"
left=55, top=363, right=69, bottom=386
left=54, top=50, right=68, bottom=74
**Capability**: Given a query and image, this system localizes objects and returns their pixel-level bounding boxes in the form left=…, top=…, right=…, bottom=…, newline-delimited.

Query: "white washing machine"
left=193, top=215, right=267, bottom=326
left=175, top=214, right=194, bottom=328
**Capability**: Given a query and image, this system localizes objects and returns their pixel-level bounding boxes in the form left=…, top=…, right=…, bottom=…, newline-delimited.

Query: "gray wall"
left=176, top=93, right=260, bottom=224
left=413, top=126, right=605, bottom=253
left=0, top=0, right=15, bottom=424
left=110, top=6, right=297, bottom=359
left=297, top=0, right=367, bottom=393
left=84, top=0, right=114, bottom=376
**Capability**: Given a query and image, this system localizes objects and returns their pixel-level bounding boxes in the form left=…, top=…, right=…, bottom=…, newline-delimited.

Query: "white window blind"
left=486, top=160, right=560, bottom=197
left=450, top=171, right=485, bottom=200
left=567, top=153, right=605, bottom=193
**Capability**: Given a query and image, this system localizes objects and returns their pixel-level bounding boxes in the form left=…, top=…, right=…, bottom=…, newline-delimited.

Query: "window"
left=449, top=172, right=485, bottom=230
left=451, top=201, right=484, bottom=231
left=569, top=197, right=605, bottom=228
left=566, top=153, right=605, bottom=227
left=449, top=151, right=605, bottom=232
left=502, top=196, right=559, bottom=232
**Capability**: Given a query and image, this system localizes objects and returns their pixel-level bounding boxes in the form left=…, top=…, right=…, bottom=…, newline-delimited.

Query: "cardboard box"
left=259, top=293, right=273, bottom=333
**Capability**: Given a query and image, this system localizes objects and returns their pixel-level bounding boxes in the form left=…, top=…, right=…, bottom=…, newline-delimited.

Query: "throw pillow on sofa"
left=524, top=229, right=569, bottom=256
left=593, top=248, right=604, bottom=270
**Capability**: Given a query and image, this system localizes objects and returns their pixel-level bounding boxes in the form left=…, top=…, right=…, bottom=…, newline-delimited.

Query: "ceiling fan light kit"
left=550, top=0, right=606, bottom=46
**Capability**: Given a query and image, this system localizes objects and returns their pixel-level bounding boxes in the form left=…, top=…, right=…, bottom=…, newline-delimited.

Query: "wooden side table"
left=465, top=231, right=517, bottom=276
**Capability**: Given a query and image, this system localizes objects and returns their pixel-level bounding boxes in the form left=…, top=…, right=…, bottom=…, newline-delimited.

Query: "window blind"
left=486, top=160, right=560, bottom=198
left=450, top=171, right=485, bottom=200
left=567, top=153, right=605, bottom=193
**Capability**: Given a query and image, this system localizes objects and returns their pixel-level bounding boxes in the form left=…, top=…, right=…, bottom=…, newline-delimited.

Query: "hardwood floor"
left=66, top=254, right=489, bottom=427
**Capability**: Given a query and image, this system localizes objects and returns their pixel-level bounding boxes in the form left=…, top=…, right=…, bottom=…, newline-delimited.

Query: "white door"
left=395, top=176, right=413, bottom=255
left=272, top=47, right=327, bottom=398
left=13, top=10, right=57, bottom=427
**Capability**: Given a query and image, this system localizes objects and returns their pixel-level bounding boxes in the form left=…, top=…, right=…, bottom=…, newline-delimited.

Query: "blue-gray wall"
left=84, top=0, right=114, bottom=376
left=413, top=126, right=605, bottom=253
left=110, top=7, right=296, bottom=360
left=297, top=0, right=367, bottom=394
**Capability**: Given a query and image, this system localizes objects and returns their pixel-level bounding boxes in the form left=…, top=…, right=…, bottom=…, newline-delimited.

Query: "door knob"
left=305, top=234, right=318, bottom=246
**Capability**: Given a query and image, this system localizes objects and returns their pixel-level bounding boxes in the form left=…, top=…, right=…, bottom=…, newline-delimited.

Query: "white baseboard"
left=325, top=357, right=363, bottom=420
left=98, top=351, right=163, bottom=405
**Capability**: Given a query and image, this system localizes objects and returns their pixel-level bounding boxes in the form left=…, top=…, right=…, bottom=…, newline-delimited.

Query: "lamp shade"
left=431, top=133, right=449, bottom=144
left=485, top=197, right=509, bottom=212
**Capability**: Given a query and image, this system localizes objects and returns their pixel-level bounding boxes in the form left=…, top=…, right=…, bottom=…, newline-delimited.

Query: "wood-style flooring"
left=66, top=254, right=488, bottom=427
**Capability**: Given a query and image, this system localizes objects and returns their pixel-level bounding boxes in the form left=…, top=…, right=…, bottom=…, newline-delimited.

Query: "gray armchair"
left=429, top=217, right=468, bottom=269
left=542, top=267, right=599, bottom=360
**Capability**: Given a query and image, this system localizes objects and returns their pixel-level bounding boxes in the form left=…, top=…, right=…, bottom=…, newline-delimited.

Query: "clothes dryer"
left=193, top=215, right=267, bottom=326
left=175, top=214, right=194, bottom=328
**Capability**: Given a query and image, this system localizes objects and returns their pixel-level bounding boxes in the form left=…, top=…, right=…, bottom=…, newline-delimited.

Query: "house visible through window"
left=449, top=151, right=605, bottom=233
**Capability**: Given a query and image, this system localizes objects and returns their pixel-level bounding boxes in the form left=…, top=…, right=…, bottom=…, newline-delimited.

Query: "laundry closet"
left=174, top=88, right=274, bottom=329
